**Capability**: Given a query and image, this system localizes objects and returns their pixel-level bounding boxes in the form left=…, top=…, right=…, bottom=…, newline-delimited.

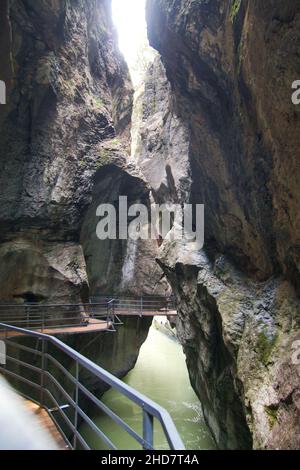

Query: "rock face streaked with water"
left=146, top=0, right=300, bottom=450
left=0, top=0, right=166, bottom=302
left=0, top=0, right=299, bottom=452
left=0, top=0, right=161, bottom=394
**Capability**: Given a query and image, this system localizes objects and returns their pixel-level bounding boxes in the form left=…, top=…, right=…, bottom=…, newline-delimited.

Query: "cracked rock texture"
left=146, top=0, right=300, bottom=449
left=0, top=0, right=129, bottom=302
left=0, top=0, right=166, bottom=302
left=0, top=1, right=161, bottom=395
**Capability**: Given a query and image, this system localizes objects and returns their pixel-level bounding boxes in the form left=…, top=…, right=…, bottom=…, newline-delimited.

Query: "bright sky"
left=112, top=0, right=155, bottom=86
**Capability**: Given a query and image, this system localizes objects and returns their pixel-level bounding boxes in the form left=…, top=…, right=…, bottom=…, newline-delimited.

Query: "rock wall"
left=80, top=156, right=170, bottom=297
left=0, top=0, right=130, bottom=302
left=0, top=0, right=167, bottom=302
left=146, top=0, right=300, bottom=449
left=132, top=55, right=191, bottom=206
left=0, top=1, right=158, bottom=399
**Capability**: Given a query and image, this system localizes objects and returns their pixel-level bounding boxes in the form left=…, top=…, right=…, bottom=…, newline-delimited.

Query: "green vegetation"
left=264, top=406, right=278, bottom=429
left=110, top=138, right=121, bottom=146
left=97, top=148, right=111, bottom=167
left=257, top=330, right=279, bottom=366
left=94, top=96, right=104, bottom=108
left=79, top=160, right=86, bottom=167
left=230, top=0, right=241, bottom=22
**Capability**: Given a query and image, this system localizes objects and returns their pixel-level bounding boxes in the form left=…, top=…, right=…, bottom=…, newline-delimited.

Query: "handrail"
left=0, top=303, right=114, bottom=333
left=0, top=323, right=185, bottom=450
left=0, top=297, right=176, bottom=332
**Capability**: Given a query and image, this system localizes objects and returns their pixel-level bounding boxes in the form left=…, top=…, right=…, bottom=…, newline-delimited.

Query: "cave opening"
left=13, top=292, right=46, bottom=304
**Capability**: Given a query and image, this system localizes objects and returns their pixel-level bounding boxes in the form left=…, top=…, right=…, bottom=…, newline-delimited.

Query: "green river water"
left=81, top=325, right=216, bottom=450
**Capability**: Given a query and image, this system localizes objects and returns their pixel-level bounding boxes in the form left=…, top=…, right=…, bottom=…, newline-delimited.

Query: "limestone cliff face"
left=146, top=0, right=300, bottom=449
left=0, top=1, right=155, bottom=396
left=0, top=0, right=132, bottom=302
left=0, top=0, right=166, bottom=301
left=132, top=55, right=191, bottom=206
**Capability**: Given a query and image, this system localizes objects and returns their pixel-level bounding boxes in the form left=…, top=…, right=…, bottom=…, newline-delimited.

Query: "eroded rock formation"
left=0, top=0, right=167, bottom=300
left=0, top=1, right=160, bottom=392
left=0, top=0, right=128, bottom=302
left=145, top=0, right=300, bottom=450
left=1, top=0, right=299, bottom=451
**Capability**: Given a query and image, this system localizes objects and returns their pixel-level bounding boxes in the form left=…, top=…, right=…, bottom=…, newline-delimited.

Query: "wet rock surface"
left=146, top=0, right=300, bottom=449
left=0, top=0, right=166, bottom=301
left=0, top=0, right=299, bottom=450
left=0, top=1, right=158, bottom=396
left=0, top=0, right=134, bottom=301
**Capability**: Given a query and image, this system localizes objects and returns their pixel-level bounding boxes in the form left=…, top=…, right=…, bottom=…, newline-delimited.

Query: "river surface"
left=81, top=325, right=216, bottom=450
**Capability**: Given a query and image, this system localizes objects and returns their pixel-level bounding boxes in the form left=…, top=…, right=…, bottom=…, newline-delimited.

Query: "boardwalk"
left=1, top=319, right=110, bottom=338
left=0, top=297, right=177, bottom=337
left=24, top=400, right=68, bottom=450
left=40, top=319, right=110, bottom=335
left=0, top=310, right=184, bottom=451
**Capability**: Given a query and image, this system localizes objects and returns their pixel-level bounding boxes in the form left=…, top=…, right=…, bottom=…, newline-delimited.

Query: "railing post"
left=112, top=299, right=116, bottom=329
left=143, top=410, right=154, bottom=450
left=0, top=321, right=185, bottom=451
left=107, top=299, right=116, bottom=329
left=2, top=327, right=7, bottom=377
left=140, top=297, right=143, bottom=317
left=73, top=361, right=79, bottom=450
left=40, top=339, right=47, bottom=407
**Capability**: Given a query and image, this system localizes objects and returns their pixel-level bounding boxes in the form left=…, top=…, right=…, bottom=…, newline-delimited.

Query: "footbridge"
left=0, top=297, right=176, bottom=336
left=0, top=297, right=183, bottom=451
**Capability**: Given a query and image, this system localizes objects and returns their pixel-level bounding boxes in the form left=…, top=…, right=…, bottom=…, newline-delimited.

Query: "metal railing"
left=0, top=323, right=185, bottom=450
left=107, top=297, right=176, bottom=317
left=0, top=297, right=176, bottom=333
left=0, top=303, right=116, bottom=334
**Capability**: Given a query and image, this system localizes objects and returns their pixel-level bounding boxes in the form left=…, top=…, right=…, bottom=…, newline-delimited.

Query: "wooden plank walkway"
left=24, top=400, right=68, bottom=450
left=0, top=320, right=110, bottom=338
left=41, top=319, right=110, bottom=335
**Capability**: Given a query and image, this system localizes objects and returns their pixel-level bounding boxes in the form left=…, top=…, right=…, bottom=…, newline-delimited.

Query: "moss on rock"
left=230, top=0, right=241, bottom=22
left=257, top=331, right=279, bottom=366
left=264, top=406, right=278, bottom=430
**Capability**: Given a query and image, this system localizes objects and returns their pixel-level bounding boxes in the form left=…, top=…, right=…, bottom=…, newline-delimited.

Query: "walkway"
left=0, top=322, right=184, bottom=451
left=24, top=400, right=68, bottom=450
left=1, top=319, right=110, bottom=338
left=107, top=298, right=177, bottom=318
left=0, top=297, right=177, bottom=335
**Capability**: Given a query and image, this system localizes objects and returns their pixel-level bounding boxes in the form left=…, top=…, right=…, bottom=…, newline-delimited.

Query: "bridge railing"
left=107, top=297, right=176, bottom=317
left=0, top=303, right=115, bottom=333
left=0, top=297, right=176, bottom=332
left=0, top=323, right=185, bottom=451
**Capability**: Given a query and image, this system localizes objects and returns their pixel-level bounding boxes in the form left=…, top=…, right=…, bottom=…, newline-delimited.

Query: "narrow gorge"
left=0, top=0, right=299, bottom=451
